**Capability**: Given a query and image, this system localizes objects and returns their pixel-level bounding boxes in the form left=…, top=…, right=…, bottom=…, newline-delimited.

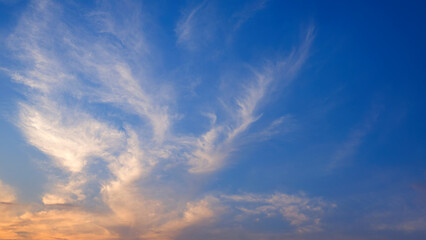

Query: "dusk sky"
left=0, top=0, right=426, bottom=239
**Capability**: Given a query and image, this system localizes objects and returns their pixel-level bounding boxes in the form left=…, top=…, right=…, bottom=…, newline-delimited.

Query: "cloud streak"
left=187, top=27, right=315, bottom=173
left=328, top=104, right=382, bottom=170
left=232, top=0, right=269, bottom=31
left=175, top=0, right=208, bottom=45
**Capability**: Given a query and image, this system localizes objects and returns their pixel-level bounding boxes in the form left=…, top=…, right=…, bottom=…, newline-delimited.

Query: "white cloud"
left=19, top=102, right=125, bottom=173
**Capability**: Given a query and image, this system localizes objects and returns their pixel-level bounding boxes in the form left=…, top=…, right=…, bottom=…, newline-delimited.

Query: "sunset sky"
left=0, top=0, right=426, bottom=239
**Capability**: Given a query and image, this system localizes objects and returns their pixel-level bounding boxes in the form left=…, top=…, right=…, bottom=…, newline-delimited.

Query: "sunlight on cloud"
left=140, top=196, right=221, bottom=240
left=19, top=102, right=125, bottom=173
left=0, top=206, right=116, bottom=240
left=2, top=0, right=330, bottom=239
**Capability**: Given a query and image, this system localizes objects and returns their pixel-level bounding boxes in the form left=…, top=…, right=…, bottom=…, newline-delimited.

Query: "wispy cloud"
left=187, top=27, right=315, bottom=173
left=254, top=114, right=297, bottom=141
left=368, top=199, right=426, bottom=233
left=175, top=0, right=271, bottom=48
left=373, top=218, right=426, bottom=232
left=175, top=0, right=208, bottom=46
left=328, top=104, right=382, bottom=170
left=2, top=0, right=321, bottom=239
left=232, top=0, right=269, bottom=31
left=222, top=192, right=336, bottom=233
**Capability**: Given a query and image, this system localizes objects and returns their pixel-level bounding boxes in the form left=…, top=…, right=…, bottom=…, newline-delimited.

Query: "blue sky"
left=0, top=0, right=425, bottom=239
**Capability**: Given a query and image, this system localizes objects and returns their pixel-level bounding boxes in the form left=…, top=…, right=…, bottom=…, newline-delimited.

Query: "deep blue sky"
left=0, top=0, right=425, bottom=239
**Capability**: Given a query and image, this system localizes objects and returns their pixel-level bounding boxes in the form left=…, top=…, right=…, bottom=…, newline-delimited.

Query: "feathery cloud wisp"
left=175, top=1, right=208, bottom=45
left=187, top=27, right=315, bottom=173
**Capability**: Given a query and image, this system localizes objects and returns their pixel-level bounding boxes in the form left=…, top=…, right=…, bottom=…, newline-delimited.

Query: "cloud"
left=175, top=1, right=223, bottom=50
left=221, top=192, right=335, bottom=233
left=374, top=218, right=426, bottom=232
left=2, top=0, right=320, bottom=239
left=19, top=102, right=125, bottom=173
left=0, top=180, right=16, bottom=203
left=187, top=27, right=315, bottom=173
left=0, top=206, right=116, bottom=240
left=369, top=207, right=426, bottom=233
left=175, top=1, right=208, bottom=45
left=328, top=104, right=382, bottom=170
left=0, top=191, right=334, bottom=239
left=175, top=0, right=271, bottom=48
left=140, top=196, right=221, bottom=240
left=232, top=0, right=269, bottom=31
left=0, top=195, right=221, bottom=240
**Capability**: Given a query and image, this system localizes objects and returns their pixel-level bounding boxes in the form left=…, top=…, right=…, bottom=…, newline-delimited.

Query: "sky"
left=0, top=0, right=425, bottom=239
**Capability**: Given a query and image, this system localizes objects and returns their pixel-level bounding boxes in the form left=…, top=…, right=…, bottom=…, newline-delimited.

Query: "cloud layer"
left=1, top=1, right=333, bottom=239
